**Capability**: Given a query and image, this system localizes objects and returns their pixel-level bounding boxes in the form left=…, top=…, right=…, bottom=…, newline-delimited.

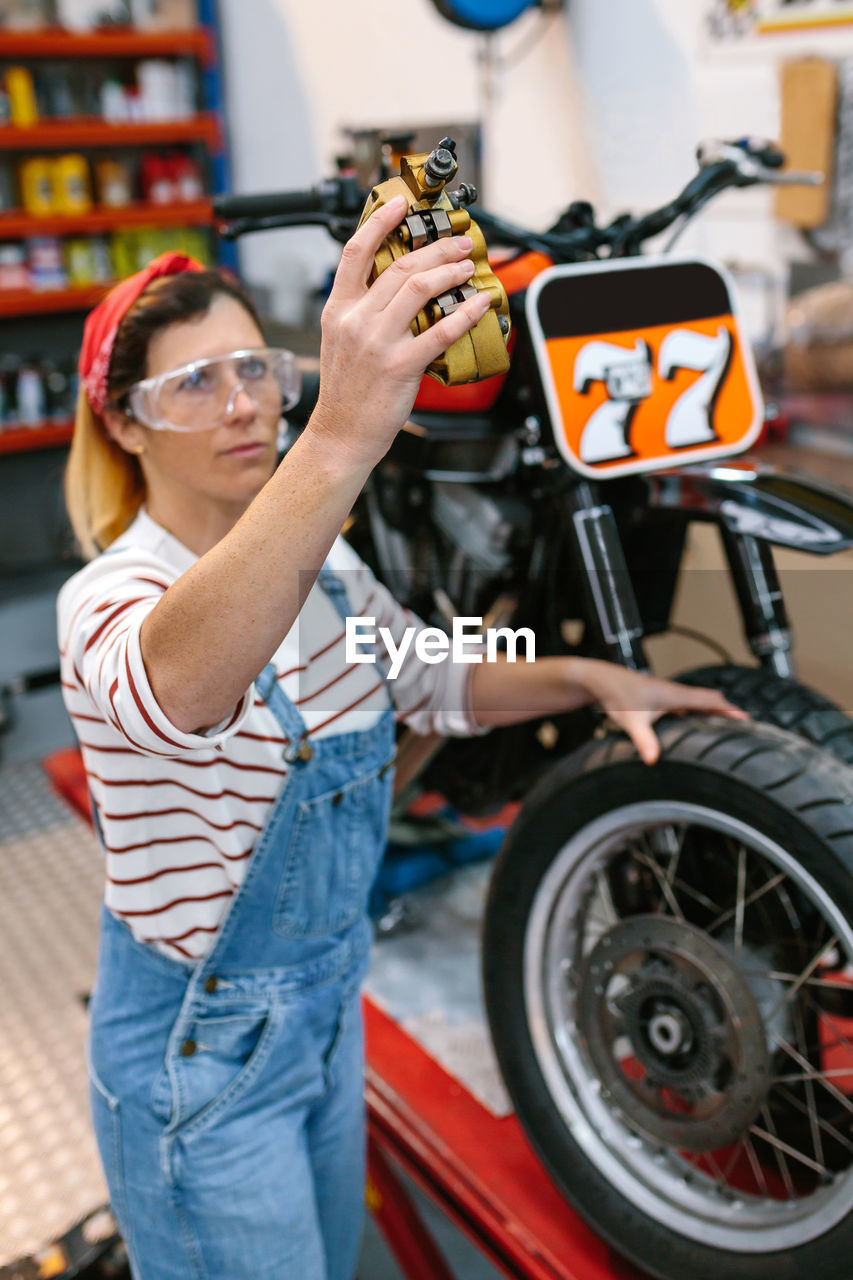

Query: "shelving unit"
left=0, top=198, right=213, bottom=238
left=0, top=14, right=230, bottom=458
left=0, top=420, right=73, bottom=455
left=0, top=284, right=112, bottom=317
left=0, top=28, right=213, bottom=61
left=0, top=116, right=220, bottom=151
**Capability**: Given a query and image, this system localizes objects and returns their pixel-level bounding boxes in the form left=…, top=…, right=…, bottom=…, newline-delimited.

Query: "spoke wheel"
left=484, top=717, right=853, bottom=1280
left=577, top=912, right=771, bottom=1153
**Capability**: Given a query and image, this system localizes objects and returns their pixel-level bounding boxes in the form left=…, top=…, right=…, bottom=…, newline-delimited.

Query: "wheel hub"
left=577, top=915, right=771, bottom=1152
left=617, top=966, right=723, bottom=1089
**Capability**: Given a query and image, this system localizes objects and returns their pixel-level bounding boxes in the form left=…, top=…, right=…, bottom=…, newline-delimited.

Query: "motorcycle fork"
left=567, top=483, right=649, bottom=671
left=720, top=529, right=795, bottom=678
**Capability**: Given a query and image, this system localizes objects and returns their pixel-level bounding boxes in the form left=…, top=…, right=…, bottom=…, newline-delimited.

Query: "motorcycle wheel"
left=483, top=716, right=853, bottom=1280
left=677, top=664, right=853, bottom=766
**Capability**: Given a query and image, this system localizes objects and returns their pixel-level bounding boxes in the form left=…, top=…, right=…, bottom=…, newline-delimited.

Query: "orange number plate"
left=526, top=258, right=764, bottom=479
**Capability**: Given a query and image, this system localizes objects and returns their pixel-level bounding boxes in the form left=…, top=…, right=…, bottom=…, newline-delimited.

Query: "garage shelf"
left=0, top=116, right=221, bottom=151
left=0, top=201, right=214, bottom=239
left=0, top=284, right=112, bottom=316
left=0, top=2, right=232, bottom=467
left=0, top=420, right=74, bottom=455
left=0, top=27, right=213, bottom=61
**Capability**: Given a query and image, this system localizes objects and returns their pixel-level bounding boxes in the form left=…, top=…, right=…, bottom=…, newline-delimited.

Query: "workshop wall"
left=217, top=0, right=594, bottom=323
left=219, top=0, right=852, bottom=341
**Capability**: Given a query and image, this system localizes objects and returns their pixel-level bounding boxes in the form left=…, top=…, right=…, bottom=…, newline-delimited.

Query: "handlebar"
left=213, top=173, right=366, bottom=242
left=609, top=138, right=821, bottom=255
left=469, top=207, right=606, bottom=258
left=213, top=137, right=823, bottom=263
left=213, top=189, right=327, bottom=220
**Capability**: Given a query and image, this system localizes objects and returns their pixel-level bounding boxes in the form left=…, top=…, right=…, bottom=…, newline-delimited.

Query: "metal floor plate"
left=0, top=762, right=107, bottom=1266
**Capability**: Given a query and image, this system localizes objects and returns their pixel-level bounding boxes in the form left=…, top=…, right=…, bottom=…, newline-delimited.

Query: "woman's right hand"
left=308, top=195, right=491, bottom=467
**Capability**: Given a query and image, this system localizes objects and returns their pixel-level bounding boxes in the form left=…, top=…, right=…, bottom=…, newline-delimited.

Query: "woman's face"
left=126, top=294, right=281, bottom=528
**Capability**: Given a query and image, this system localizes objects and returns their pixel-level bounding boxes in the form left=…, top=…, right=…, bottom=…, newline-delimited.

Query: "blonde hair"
left=67, top=268, right=263, bottom=559
left=64, top=384, right=145, bottom=560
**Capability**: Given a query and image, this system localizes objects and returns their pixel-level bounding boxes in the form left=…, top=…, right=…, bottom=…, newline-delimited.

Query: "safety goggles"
left=126, top=347, right=301, bottom=432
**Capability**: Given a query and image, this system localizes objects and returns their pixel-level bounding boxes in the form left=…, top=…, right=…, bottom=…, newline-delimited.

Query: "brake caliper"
left=356, top=137, right=511, bottom=386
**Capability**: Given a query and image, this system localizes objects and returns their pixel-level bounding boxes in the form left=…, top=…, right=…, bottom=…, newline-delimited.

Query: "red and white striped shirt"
left=58, top=510, right=486, bottom=962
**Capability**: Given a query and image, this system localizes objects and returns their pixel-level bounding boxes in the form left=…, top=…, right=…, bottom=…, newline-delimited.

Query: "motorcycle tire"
left=483, top=715, right=853, bottom=1280
left=677, top=664, right=853, bottom=767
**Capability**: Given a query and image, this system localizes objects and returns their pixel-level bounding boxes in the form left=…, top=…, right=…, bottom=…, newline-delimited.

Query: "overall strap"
left=320, top=560, right=391, bottom=693
left=254, top=561, right=349, bottom=753
left=256, top=662, right=311, bottom=758
left=89, top=792, right=106, bottom=849
left=317, top=563, right=351, bottom=626
left=253, top=663, right=279, bottom=704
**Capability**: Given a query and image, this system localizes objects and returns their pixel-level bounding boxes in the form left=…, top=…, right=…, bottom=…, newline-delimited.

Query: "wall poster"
left=708, top=0, right=853, bottom=39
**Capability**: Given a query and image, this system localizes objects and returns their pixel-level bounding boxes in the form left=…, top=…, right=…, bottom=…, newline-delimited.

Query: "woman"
left=58, top=199, right=744, bottom=1280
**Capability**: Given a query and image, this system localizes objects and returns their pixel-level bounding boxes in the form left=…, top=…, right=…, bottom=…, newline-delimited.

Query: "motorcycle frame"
left=392, top=267, right=853, bottom=688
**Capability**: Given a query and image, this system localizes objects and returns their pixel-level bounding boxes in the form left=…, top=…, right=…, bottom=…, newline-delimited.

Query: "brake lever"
left=697, top=139, right=823, bottom=189
left=729, top=159, right=824, bottom=188
left=755, top=167, right=824, bottom=187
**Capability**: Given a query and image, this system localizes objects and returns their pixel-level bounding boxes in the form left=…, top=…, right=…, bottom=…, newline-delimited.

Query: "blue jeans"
left=88, top=907, right=368, bottom=1280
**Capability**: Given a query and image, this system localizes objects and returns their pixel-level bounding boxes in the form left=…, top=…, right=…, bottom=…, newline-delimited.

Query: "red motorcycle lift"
left=364, top=996, right=649, bottom=1280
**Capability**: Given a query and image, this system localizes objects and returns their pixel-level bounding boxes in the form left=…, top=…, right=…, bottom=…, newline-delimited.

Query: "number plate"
left=525, top=257, right=764, bottom=479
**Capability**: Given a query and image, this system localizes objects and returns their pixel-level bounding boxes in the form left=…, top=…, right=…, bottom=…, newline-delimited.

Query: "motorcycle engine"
left=361, top=468, right=531, bottom=621
left=431, top=482, right=525, bottom=574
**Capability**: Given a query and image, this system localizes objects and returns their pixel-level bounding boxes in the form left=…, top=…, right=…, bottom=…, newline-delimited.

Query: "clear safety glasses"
left=126, top=347, right=301, bottom=432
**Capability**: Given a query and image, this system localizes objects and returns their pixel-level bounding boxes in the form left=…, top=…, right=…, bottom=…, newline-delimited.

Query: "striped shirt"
left=57, top=510, right=487, bottom=962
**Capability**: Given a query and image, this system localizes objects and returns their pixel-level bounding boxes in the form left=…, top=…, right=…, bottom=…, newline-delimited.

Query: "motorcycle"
left=215, top=138, right=853, bottom=1279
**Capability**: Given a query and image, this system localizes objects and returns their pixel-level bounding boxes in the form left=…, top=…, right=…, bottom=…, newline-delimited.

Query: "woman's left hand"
left=579, top=661, right=749, bottom=765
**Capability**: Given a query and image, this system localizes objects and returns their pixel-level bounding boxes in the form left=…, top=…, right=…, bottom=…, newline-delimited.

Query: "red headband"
left=79, top=251, right=206, bottom=416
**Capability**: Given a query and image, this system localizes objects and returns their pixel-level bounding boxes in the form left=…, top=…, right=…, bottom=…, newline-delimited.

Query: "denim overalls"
left=86, top=567, right=395, bottom=1280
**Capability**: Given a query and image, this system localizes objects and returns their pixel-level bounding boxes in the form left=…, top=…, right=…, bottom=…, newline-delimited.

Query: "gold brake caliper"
left=356, top=137, right=511, bottom=386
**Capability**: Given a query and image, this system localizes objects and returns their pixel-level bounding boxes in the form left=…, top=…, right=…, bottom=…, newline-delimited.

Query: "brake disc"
left=577, top=914, right=771, bottom=1152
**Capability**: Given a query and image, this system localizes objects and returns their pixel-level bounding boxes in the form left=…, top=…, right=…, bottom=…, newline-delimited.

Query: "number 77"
left=659, top=326, right=734, bottom=449
left=575, top=326, right=734, bottom=464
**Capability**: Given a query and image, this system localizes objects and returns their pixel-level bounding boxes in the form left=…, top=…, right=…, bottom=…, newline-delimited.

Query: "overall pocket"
left=86, top=1047, right=132, bottom=1247
left=152, top=1002, right=280, bottom=1139
left=274, top=762, right=394, bottom=939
